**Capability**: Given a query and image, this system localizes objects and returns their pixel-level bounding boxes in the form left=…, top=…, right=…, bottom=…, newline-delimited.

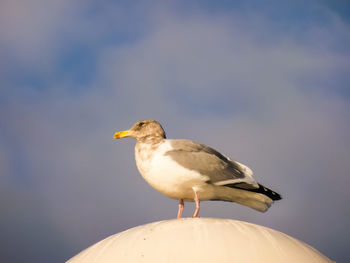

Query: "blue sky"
left=1, top=1, right=349, bottom=262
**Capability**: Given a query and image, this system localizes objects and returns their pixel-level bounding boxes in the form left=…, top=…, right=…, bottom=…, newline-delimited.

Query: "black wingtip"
left=255, top=184, right=282, bottom=200
left=225, top=183, right=282, bottom=201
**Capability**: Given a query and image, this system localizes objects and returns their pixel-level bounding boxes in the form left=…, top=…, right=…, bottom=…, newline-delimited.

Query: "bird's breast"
left=134, top=141, right=208, bottom=200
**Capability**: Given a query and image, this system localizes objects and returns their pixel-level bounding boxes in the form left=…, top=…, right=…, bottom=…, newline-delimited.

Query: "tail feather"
left=212, top=186, right=275, bottom=212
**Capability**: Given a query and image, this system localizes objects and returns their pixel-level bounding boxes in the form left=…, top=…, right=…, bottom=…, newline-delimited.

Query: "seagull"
left=114, top=120, right=281, bottom=218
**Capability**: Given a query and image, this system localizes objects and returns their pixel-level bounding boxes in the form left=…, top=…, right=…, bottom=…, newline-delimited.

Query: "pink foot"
left=177, top=199, right=184, bottom=219
left=192, top=191, right=200, bottom=218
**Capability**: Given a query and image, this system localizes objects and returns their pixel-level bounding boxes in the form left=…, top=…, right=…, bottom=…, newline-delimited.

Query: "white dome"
left=67, top=218, right=333, bottom=263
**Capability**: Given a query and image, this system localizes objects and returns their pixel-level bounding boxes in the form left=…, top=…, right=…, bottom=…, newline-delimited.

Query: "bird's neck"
left=135, top=139, right=164, bottom=171
left=137, top=135, right=165, bottom=144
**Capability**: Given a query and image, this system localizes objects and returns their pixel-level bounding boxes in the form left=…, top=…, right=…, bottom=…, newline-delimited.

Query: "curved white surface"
left=67, top=218, right=333, bottom=263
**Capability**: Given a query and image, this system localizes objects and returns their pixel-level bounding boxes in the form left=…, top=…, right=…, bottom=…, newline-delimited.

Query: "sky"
left=0, top=0, right=349, bottom=262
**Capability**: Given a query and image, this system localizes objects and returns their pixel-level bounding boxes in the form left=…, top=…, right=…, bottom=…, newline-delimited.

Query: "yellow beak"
left=113, top=130, right=132, bottom=139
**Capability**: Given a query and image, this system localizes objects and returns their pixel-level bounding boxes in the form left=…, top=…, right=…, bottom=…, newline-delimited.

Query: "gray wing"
left=165, top=139, right=258, bottom=188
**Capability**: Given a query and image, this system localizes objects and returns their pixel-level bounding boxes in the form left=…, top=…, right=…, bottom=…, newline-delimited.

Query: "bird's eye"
left=138, top=122, right=145, bottom=127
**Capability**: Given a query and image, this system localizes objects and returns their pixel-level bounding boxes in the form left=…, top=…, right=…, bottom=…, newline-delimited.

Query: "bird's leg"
left=192, top=190, right=200, bottom=218
left=177, top=199, right=184, bottom=219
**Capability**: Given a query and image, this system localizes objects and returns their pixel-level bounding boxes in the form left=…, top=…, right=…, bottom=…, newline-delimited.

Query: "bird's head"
left=114, top=120, right=166, bottom=142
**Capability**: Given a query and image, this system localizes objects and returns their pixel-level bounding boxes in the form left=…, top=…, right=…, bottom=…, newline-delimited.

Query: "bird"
left=114, top=120, right=281, bottom=218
